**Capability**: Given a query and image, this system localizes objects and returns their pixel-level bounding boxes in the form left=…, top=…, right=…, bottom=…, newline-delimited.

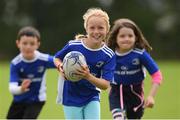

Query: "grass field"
left=0, top=60, right=180, bottom=119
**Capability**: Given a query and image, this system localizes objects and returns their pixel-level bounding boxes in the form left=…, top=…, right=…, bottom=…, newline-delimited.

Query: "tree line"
left=0, top=0, right=179, bottom=60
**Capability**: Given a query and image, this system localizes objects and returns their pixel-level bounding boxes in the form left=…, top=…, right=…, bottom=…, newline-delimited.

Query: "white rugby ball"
left=62, top=51, right=87, bottom=82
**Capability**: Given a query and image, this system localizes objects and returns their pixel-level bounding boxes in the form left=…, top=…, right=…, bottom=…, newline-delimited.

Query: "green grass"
left=0, top=61, right=180, bottom=119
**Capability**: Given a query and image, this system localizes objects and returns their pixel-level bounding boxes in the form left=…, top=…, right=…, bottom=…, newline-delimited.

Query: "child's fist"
left=21, top=79, right=31, bottom=92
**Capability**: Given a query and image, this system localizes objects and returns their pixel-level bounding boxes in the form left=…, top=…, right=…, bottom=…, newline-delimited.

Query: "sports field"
left=0, top=61, right=179, bottom=119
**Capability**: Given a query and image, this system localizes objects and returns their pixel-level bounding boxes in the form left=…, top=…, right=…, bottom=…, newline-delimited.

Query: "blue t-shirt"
left=112, top=48, right=159, bottom=85
left=55, top=40, right=115, bottom=107
left=10, top=51, right=55, bottom=103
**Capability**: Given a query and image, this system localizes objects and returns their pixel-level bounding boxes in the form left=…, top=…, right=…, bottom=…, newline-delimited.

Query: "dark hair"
left=107, top=18, right=152, bottom=52
left=17, top=26, right=40, bottom=41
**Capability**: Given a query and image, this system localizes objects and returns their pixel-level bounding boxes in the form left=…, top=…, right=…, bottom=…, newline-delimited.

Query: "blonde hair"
left=83, top=8, right=110, bottom=32
left=75, top=8, right=110, bottom=40
left=74, top=34, right=87, bottom=40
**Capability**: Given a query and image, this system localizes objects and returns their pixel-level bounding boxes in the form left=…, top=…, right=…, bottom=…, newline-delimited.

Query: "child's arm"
left=86, top=73, right=110, bottom=90
left=76, top=65, right=110, bottom=90
left=144, top=83, right=159, bottom=108
left=54, top=58, right=66, bottom=79
left=54, top=58, right=63, bottom=71
left=144, top=70, right=162, bottom=108
left=9, top=79, right=31, bottom=95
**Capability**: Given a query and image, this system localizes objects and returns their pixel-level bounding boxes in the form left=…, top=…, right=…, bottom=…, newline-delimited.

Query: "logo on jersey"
left=96, top=61, right=104, bottom=68
left=121, top=66, right=128, bottom=70
left=20, top=68, right=24, bottom=72
left=28, top=74, right=34, bottom=78
left=38, top=66, right=44, bottom=73
left=132, top=58, right=140, bottom=65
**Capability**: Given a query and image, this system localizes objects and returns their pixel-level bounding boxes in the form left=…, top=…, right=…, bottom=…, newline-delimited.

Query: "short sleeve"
left=10, top=63, right=20, bottom=83
left=101, top=55, right=116, bottom=82
left=46, top=55, right=56, bottom=68
left=140, top=51, right=159, bottom=75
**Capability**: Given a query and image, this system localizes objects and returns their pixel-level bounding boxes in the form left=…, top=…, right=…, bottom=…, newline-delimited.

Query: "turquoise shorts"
left=63, top=100, right=100, bottom=119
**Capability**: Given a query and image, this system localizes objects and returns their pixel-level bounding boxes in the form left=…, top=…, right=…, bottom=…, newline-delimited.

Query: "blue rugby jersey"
left=113, top=48, right=159, bottom=85
left=55, top=40, right=115, bottom=107
left=10, top=51, right=55, bottom=103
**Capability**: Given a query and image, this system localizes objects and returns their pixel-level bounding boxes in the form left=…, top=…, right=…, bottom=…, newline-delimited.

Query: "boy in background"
left=7, top=26, right=56, bottom=119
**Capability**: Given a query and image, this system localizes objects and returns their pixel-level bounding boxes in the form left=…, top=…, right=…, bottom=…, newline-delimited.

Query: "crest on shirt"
left=20, top=68, right=24, bottom=72
left=132, top=58, right=140, bottom=65
left=96, top=61, right=104, bottom=68
left=28, top=74, right=34, bottom=78
left=121, top=66, right=128, bottom=70
left=38, top=66, right=44, bottom=73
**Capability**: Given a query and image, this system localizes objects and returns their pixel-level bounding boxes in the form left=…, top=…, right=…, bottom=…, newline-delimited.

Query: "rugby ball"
left=62, top=51, right=87, bottom=82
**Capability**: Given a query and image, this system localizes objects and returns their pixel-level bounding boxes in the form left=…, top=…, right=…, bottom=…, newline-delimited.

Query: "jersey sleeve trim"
left=12, top=54, right=22, bottom=65
left=102, top=46, right=115, bottom=58
left=132, top=48, right=145, bottom=55
left=9, top=82, right=23, bottom=95
left=37, top=51, right=50, bottom=61
left=68, top=40, right=82, bottom=46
